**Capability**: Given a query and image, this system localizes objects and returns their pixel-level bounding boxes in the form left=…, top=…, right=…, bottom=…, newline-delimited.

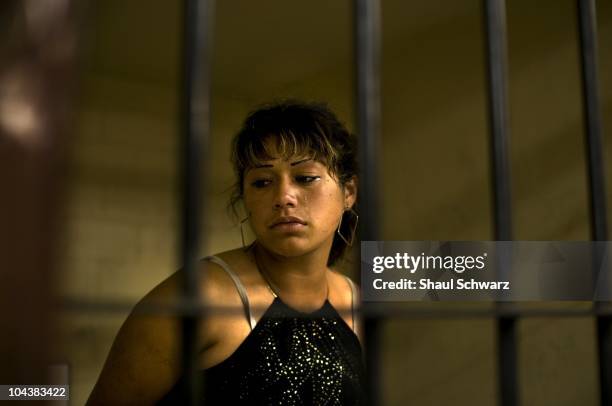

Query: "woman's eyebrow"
left=290, top=158, right=313, bottom=166
left=252, top=158, right=313, bottom=169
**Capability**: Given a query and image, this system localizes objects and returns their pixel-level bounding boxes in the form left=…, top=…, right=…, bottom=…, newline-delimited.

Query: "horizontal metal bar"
left=58, top=297, right=612, bottom=318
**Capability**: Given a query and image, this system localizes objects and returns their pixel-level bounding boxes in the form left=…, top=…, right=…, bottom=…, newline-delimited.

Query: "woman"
left=87, top=101, right=365, bottom=405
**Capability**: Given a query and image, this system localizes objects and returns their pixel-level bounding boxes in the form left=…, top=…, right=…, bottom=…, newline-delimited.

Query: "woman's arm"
left=87, top=258, right=250, bottom=405
left=86, top=267, right=222, bottom=406
left=85, top=277, right=183, bottom=405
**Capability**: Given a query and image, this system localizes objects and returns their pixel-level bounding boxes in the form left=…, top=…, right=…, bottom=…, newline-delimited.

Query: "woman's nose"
left=273, top=177, right=298, bottom=209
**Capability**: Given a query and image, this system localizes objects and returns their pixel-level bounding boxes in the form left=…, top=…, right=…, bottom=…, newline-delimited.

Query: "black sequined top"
left=157, top=296, right=366, bottom=405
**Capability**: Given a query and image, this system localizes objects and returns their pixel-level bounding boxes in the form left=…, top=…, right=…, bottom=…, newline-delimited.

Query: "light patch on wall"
left=24, top=0, right=69, bottom=41
left=0, top=68, right=43, bottom=148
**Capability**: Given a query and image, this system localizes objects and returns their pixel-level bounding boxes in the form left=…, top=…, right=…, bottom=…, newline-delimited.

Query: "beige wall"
left=59, top=0, right=612, bottom=404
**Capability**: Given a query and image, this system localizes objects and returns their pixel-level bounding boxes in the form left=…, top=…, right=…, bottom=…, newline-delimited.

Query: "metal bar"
left=578, top=0, right=608, bottom=243
left=59, top=297, right=612, bottom=318
left=598, top=317, right=612, bottom=405
left=484, top=1, right=512, bottom=241
left=576, top=1, right=611, bottom=404
left=355, top=3, right=381, bottom=239
left=354, top=0, right=382, bottom=405
left=496, top=316, right=518, bottom=406
left=483, top=0, right=517, bottom=405
left=181, top=0, right=214, bottom=404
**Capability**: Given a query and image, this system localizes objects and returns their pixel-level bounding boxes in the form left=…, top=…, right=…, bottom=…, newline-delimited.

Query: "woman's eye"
left=251, top=179, right=271, bottom=188
left=296, top=175, right=320, bottom=184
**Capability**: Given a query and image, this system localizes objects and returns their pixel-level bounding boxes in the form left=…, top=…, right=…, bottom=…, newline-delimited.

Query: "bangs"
left=235, top=128, right=338, bottom=174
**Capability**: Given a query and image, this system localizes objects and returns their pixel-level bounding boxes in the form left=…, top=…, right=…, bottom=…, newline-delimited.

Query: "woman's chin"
left=262, top=237, right=315, bottom=258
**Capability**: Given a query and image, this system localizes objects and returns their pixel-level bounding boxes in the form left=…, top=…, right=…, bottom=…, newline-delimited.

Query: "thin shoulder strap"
left=343, top=275, right=357, bottom=331
left=203, top=255, right=256, bottom=330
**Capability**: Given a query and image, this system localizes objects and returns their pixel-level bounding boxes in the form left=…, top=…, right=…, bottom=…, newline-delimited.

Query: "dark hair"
left=229, top=100, right=358, bottom=267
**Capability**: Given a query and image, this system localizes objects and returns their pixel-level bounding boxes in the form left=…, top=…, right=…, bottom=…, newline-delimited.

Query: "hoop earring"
left=336, top=208, right=359, bottom=246
left=240, top=215, right=250, bottom=248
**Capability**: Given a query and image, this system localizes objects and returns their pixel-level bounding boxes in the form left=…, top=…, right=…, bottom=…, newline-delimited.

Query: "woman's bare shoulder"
left=139, top=248, right=252, bottom=305
left=86, top=249, right=250, bottom=405
left=206, top=247, right=262, bottom=289
left=86, top=277, right=187, bottom=404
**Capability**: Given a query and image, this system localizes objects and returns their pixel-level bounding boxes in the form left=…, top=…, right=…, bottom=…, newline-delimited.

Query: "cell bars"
left=177, top=0, right=609, bottom=405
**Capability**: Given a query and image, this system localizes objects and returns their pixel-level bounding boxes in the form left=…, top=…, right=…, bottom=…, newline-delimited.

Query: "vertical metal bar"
left=355, top=0, right=381, bottom=405
left=483, top=0, right=517, bottom=405
left=355, top=1, right=381, bottom=239
left=576, top=1, right=611, bottom=404
left=181, top=0, right=213, bottom=404
left=577, top=1, right=607, bottom=241
left=597, top=312, right=612, bottom=406
left=484, top=0, right=512, bottom=241
left=496, top=315, right=518, bottom=406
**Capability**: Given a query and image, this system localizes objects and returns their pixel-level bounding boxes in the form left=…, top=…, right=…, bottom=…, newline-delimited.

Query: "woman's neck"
left=252, top=242, right=330, bottom=306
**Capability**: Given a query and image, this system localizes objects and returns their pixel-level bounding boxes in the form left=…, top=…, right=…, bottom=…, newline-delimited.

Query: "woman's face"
left=243, top=142, right=356, bottom=259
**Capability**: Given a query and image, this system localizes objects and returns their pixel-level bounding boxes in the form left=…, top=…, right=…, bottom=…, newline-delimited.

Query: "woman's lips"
left=270, top=216, right=306, bottom=228
left=269, top=215, right=307, bottom=233
left=271, top=222, right=306, bottom=232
